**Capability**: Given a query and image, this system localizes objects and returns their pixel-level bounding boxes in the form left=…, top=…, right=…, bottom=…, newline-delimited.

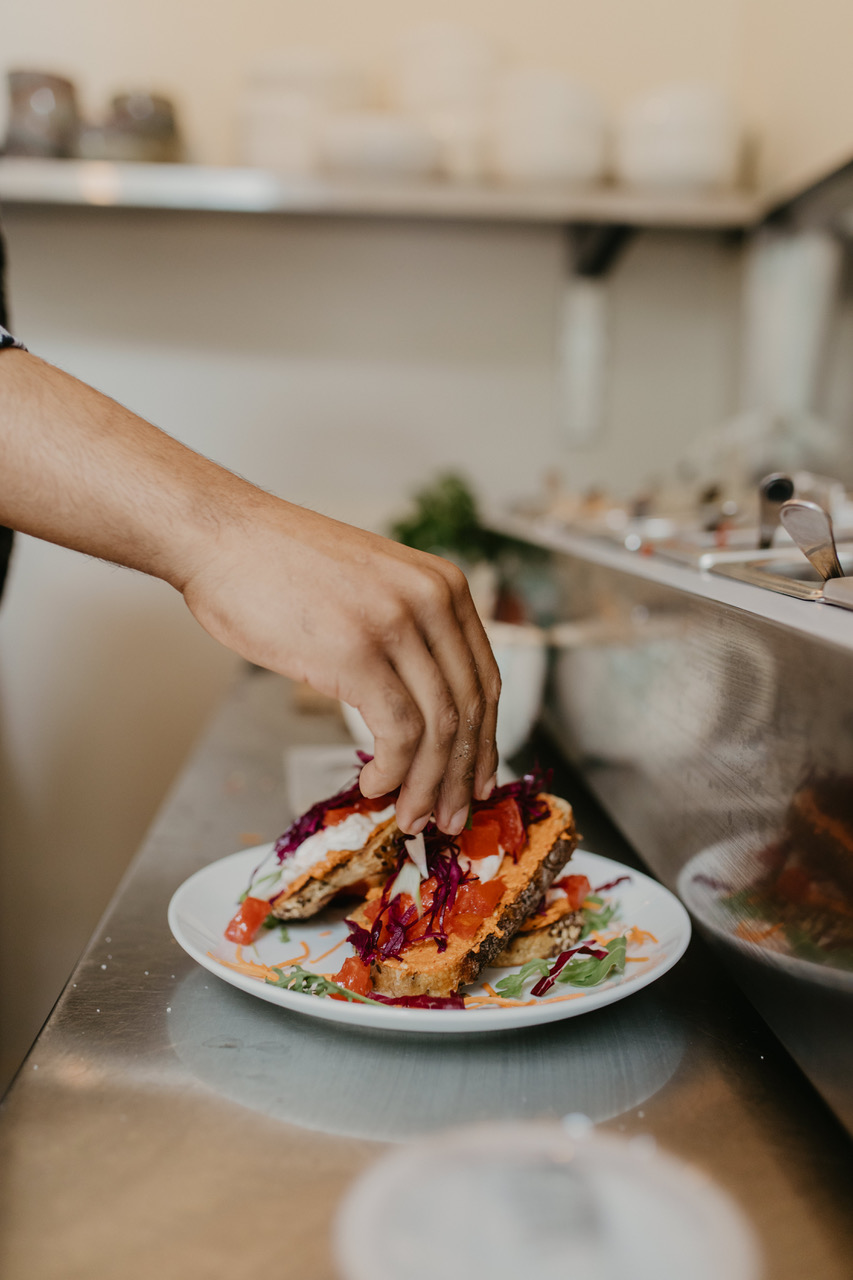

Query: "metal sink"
left=710, top=546, right=853, bottom=599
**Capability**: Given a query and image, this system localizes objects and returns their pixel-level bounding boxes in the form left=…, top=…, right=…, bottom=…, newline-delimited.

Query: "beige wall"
left=741, top=0, right=853, bottom=197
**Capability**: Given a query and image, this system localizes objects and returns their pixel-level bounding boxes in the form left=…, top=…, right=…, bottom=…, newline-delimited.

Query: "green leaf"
left=556, top=936, right=627, bottom=987
left=579, top=899, right=618, bottom=939
left=265, top=964, right=383, bottom=1006
left=260, top=916, right=290, bottom=942
left=494, top=958, right=550, bottom=1000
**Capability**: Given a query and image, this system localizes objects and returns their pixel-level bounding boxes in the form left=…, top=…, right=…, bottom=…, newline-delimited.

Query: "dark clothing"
left=0, top=228, right=25, bottom=599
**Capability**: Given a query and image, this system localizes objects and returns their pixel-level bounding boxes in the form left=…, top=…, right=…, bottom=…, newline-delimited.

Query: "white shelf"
left=0, top=157, right=765, bottom=228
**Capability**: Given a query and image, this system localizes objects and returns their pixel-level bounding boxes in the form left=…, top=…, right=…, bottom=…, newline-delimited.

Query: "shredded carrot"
left=312, top=938, right=346, bottom=964
left=483, top=982, right=499, bottom=998
left=465, top=990, right=586, bottom=1009
left=735, top=921, right=783, bottom=944
left=465, top=996, right=539, bottom=1008
left=209, top=948, right=278, bottom=982
left=582, top=896, right=601, bottom=910
left=626, top=926, right=658, bottom=946
left=318, top=930, right=332, bottom=938
left=626, top=956, right=649, bottom=963
left=284, top=940, right=311, bottom=965
left=209, top=938, right=311, bottom=983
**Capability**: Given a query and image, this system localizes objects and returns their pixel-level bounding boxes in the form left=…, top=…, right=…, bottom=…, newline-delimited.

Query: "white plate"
left=168, top=846, right=691, bottom=1033
left=678, top=840, right=853, bottom=993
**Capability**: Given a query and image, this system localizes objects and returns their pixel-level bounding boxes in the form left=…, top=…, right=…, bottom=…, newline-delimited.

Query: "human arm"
left=0, top=349, right=500, bottom=833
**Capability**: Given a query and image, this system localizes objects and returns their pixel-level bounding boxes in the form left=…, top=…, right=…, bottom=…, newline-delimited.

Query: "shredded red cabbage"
left=594, top=874, right=632, bottom=892
left=369, top=992, right=466, bottom=1009
left=475, top=767, right=552, bottom=829
left=272, top=753, right=394, bottom=864
left=691, top=873, right=731, bottom=892
left=345, top=826, right=471, bottom=963
left=530, top=944, right=609, bottom=997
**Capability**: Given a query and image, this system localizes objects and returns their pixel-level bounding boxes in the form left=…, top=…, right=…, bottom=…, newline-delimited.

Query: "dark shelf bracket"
left=569, top=222, right=635, bottom=278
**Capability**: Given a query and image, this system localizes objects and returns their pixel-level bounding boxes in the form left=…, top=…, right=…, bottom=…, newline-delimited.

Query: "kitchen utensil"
left=822, top=578, right=853, bottom=612
left=758, top=472, right=794, bottom=549
left=779, top=499, right=844, bottom=580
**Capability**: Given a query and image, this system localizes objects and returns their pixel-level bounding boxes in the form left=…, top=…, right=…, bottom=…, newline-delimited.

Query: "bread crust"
left=364, top=796, right=578, bottom=998
left=270, top=817, right=400, bottom=920
left=493, top=904, right=584, bottom=966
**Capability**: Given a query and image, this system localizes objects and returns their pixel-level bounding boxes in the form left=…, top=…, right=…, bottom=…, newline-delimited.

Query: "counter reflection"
left=168, top=968, right=685, bottom=1140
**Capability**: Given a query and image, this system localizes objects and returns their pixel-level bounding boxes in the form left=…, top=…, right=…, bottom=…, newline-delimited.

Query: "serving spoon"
left=779, top=499, right=844, bottom=581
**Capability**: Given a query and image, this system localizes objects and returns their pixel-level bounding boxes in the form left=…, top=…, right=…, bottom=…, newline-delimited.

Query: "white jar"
left=615, top=83, right=739, bottom=191
left=491, top=69, right=606, bottom=186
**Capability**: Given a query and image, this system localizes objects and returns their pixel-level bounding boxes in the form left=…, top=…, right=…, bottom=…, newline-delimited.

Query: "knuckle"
left=435, top=700, right=460, bottom=745
left=483, top=669, right=501, bottom=704
left=418, top=569, right=453, bottom=616
left=464, top=691, right=486, bottom=728
left=442, top=561, right=468, bottom=599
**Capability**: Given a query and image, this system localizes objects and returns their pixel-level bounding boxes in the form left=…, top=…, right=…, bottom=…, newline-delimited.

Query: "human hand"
left=181, top=495, right=500, bottom=835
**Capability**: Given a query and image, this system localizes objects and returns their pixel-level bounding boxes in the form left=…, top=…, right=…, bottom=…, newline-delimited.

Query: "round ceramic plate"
left=168, top=846, right=691, bottom=1033
left=678, top=841, right=853, bottom=993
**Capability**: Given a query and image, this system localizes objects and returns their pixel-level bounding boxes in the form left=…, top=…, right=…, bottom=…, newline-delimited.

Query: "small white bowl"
left=320, top=111, right=438, bottom=179
left=340, top=621, right=547, bottom=762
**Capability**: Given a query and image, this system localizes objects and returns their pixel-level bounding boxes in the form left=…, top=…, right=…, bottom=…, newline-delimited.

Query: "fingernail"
left=478, top=773, right=497, bottom=801
left=446, top=806, right=469, bottom=837
left=407, top=815, right=429, bottom=836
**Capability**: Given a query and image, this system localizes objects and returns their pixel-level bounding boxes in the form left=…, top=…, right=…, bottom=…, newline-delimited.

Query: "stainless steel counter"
left=2, top=671, right=851, bottom=1279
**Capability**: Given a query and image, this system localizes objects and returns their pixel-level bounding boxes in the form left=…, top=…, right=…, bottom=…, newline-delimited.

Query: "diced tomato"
left=323, top=790, right=397, bottom=827
left=457, top=818, right=502, bottom=861
left=775, top=866, right=811, bottom=904
left=450, top=913, right=481, bottom=940
left=489, top=797, right=527, bottom=856
left=323, top=804, right=359, bottom=826
left=453, top=878, right=506, bottom=920
left=363, top=898, right=383, bottom=925
left=224, top=896, right=271, bottom=944
left=553, top=874, right=591, bottom=911
left=332, top=955, right=373, bottom=997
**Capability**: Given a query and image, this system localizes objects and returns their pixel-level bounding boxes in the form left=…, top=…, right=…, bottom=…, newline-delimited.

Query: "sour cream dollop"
left=252, top=804, right=396, bottom=900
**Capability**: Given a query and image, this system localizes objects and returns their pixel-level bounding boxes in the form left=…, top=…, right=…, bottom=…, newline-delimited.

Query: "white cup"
left=491, top=69, right=605, bottom=185
left=341, top=621, right=547, bottom=763
left=615, top=83, right=739, bottom=191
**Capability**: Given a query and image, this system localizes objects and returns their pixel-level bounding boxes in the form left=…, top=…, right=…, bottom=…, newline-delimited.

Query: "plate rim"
left=168, top=845, right=692, bottom=1033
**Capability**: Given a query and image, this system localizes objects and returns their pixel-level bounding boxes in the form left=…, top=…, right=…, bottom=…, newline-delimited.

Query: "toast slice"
left=493, top=897, right=584, bottom=966
left=354, top=795, right=578, bottom=999
left=270, top=816, right=400, bottom=920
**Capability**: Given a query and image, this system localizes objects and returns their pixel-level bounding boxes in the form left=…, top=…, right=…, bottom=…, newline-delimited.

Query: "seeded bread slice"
left=493, top=898, right=584, bottom=966
left=358, top=795, right=578, bottom=999
left=270, top=817, right=400, bottom=920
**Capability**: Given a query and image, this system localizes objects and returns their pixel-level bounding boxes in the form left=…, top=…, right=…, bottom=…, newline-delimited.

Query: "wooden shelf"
left=0, top=157, right=765, bottom=229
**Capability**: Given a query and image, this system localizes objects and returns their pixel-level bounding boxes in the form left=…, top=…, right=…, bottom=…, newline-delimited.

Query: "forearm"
left=0, top=348, right=500, bottom=832
left=0, top=349, right=266, bottom=589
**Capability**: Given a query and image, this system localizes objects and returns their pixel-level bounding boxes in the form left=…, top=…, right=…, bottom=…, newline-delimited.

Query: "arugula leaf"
left=557, top=935, right=627, bottom=987
left=494, top=958, right=551, bottom=1000
left=261, top=916, right=290, bottom=942
left=579, top=898, right=618, bottom=939
left=266, top=964, right=382, bottom=1006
